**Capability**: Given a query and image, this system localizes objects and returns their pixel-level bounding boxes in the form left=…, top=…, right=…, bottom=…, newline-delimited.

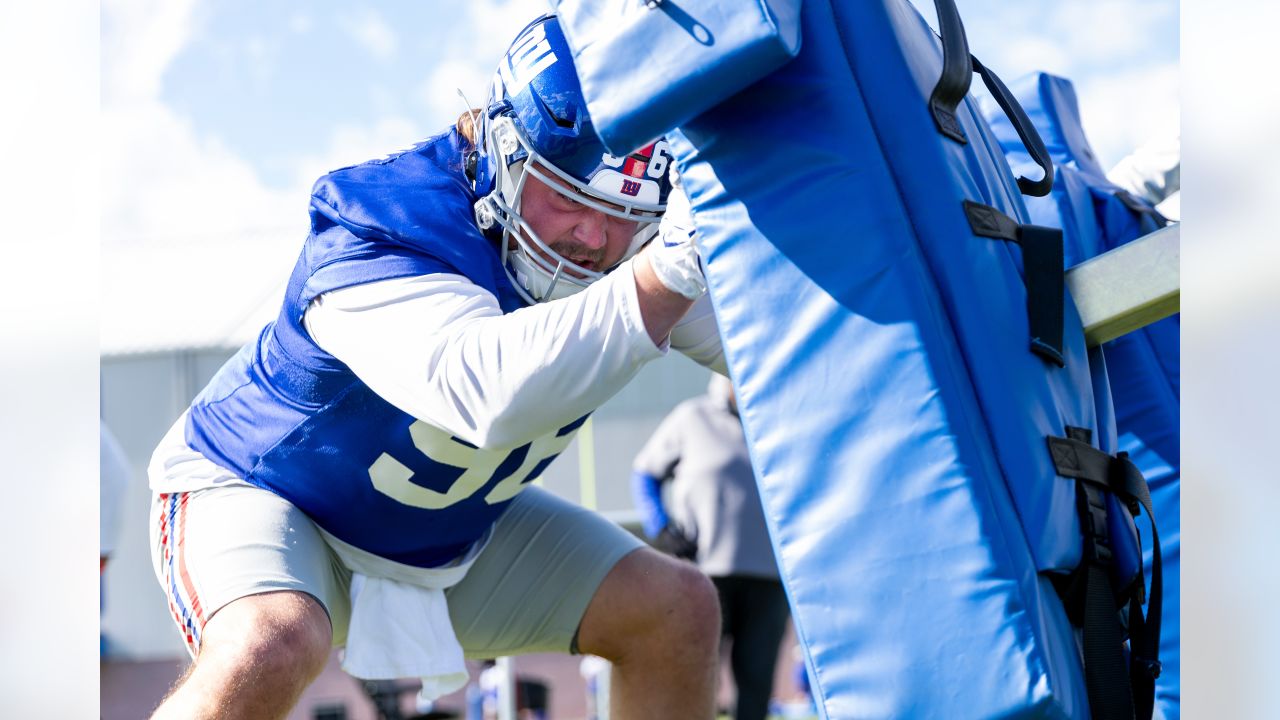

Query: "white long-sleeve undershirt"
left=303, top=258, right=725, bottom=451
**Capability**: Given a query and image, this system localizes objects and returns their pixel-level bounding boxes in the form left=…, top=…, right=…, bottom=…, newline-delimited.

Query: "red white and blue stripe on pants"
left=158, top=492, right=206, bottom=655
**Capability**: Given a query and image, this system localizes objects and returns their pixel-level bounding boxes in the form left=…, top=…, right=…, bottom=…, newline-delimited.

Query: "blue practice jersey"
left=184, top=129, right=586, bottom=568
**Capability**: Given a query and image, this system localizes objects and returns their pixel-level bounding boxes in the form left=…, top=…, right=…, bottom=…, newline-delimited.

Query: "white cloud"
left=101, top=0, right=200, bottom=102
left=420, top=59, right=494, bottom=127
left=348, top=8, right=398, bottom=61
left=998, top=36, right=1073, bottom=77
left=243, top=34, right=281, bottom=91
left=466, top=0, right=550, bottom=38
left=291, top=116, right=426, bottom=192
left=100, top=88, right=308, bottom=352
left=1050, top=0, right=1177, bottom=64
left=1074, top=63, right=1179, bottom=168
left=295, top=3, right=551, bottom=207
left=289, top=11, right=313, bottom=35
left=102, top=0, right=303, bottom=243
left=101, top=0, right=312, bottom=351
left=102, top=101, right=303, bottom=242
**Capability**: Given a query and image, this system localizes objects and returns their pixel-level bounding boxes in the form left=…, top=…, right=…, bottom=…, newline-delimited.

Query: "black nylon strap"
left=963, top=202, right=1066, bottom=365
left=1083, top=563, right=1138, bottom=720
left=1115, top=454, right=1164, bottom=720
left=971, top=54, right=1055, bottom=197
left=928, top=0, right=972, bottom=143
left=1128, top=596, right=1156, bottom=720
left=1017, top=224, right=1065, bottom=366
left=1049, top=433, right=1163, bottom=720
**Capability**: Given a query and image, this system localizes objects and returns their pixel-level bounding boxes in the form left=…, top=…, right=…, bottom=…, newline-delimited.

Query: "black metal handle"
left=928, top=0, right=972, bottom=143
left=971, top=55, right=1055, bottom=197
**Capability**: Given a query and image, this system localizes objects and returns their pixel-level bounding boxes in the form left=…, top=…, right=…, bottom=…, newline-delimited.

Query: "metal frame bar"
left=1065, top=224, right=1180, bottom=347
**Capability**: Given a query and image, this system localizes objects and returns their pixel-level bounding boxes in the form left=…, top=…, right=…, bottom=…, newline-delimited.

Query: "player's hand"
left=644, top=186, right=706, bottom=300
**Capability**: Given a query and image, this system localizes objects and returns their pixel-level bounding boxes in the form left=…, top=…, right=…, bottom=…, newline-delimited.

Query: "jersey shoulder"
left=310, top=129, right=483, bottom=259
left=304, top=129, right=519, bottom=309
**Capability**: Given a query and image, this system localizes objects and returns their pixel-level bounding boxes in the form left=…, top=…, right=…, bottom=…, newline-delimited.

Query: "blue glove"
left=630, top=470, right=670, bottom=539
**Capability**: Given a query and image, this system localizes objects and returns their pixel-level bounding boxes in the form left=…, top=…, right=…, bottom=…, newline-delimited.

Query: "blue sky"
left=101, top=0, right=1177, bottom=246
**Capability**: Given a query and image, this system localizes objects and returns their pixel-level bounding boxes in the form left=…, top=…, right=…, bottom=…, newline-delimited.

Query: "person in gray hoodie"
left=632, top=375, right=790, bottom=720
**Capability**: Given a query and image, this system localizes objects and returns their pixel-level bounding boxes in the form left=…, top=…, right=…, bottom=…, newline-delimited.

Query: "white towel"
left=342, top=573, right=469, bottom=698
left=319, top=528, right=490, bottom=700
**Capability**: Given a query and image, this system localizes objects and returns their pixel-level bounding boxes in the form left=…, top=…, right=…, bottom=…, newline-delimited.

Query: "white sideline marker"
left=1066, top=223, right=1180, bottom=347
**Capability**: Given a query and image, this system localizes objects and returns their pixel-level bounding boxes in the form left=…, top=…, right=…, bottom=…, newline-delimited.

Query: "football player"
left=147, top=14, right=723, bottom=720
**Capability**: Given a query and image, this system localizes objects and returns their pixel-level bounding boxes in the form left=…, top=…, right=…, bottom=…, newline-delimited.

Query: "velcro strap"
left=1018, top=224, right=1065, bottom=366
left=963, top=201, right=1065, bottom=366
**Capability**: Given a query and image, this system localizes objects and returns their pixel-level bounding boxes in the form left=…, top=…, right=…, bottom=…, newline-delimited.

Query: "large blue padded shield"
left=988, top=72, right=1180, bottom=720
left=669, top=0, right=1100, bottom=714
left=666, top=3, right=1093, bottom=715
left=559, top=0, right=1160, bottom=717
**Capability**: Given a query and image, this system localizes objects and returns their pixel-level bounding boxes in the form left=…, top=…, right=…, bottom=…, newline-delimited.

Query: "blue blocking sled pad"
left=560, top=0, right=1170, bottom=717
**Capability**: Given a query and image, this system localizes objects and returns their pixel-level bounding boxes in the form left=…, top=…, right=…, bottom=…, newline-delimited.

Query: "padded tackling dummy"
left=561, top=0, right=1149, bottom=718
left=988, top=73, right=1180, bottom=720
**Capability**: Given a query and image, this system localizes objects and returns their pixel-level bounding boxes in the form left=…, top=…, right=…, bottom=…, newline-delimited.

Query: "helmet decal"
left=499, top=19, right=559, bottom=97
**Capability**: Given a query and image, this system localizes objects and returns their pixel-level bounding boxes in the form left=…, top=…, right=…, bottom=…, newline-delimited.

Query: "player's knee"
left=581, top=551, right=720, bottom=664
left=651, top=561, right=720, bottom=650
left=264, top=612, right=332, bottom=680
left=202, top=593, right=332, bottom=683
